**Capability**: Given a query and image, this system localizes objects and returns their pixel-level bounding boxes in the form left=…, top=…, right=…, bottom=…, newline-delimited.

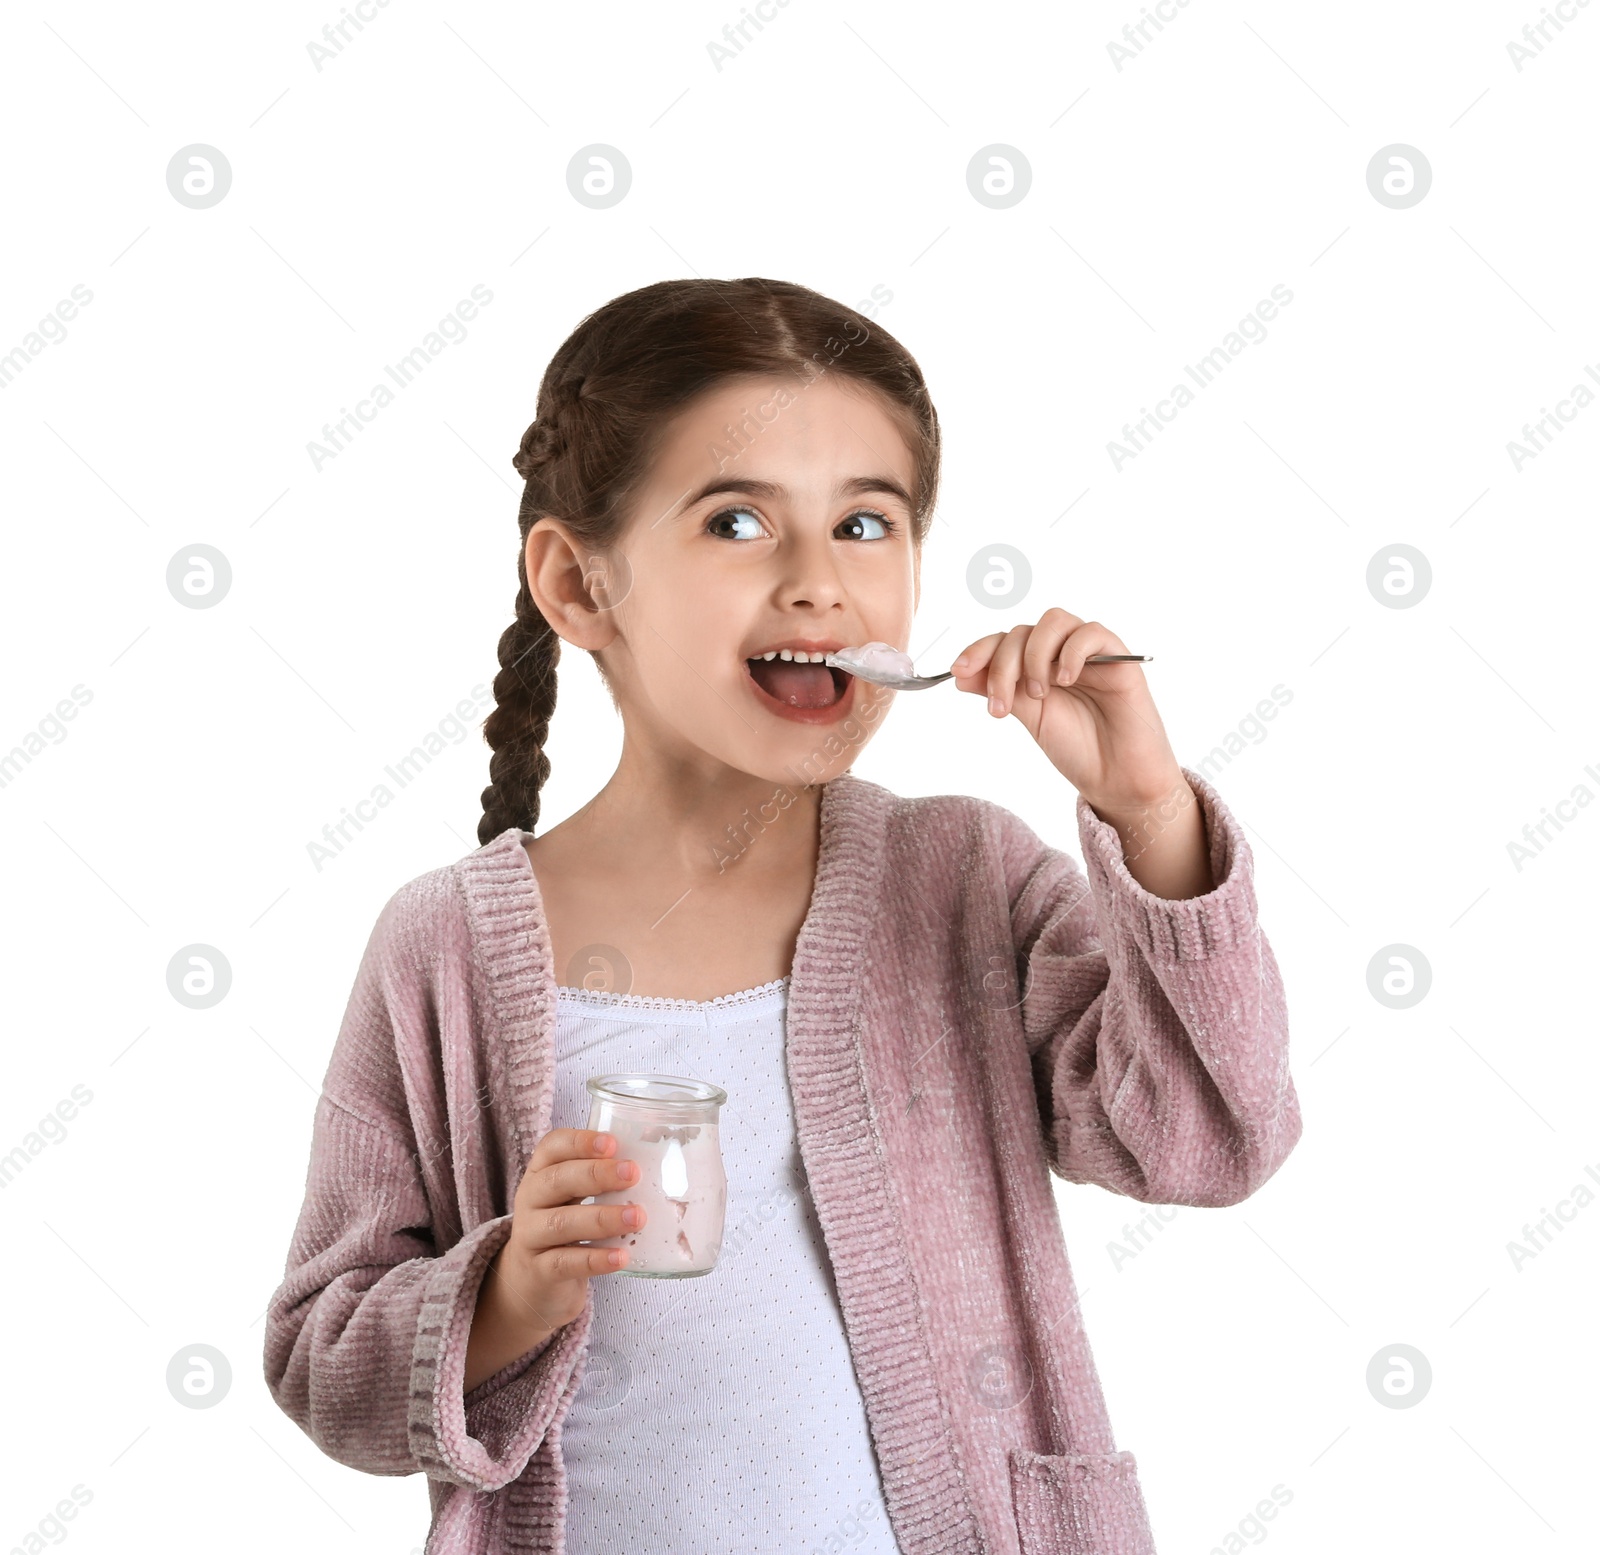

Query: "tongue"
left=748, top=658, right=840, bottom=708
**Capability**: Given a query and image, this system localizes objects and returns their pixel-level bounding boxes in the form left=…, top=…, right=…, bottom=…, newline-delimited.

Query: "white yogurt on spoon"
left=826, top=642, right=916, bottom=680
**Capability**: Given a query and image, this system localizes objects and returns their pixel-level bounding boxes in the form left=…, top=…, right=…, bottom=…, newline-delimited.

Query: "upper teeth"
left=760, top=649, right=829, bottom=662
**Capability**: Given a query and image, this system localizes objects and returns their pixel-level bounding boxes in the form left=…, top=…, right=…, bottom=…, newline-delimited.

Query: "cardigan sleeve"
left=264, top=1098, right=592, bottom=1489
left=262, top=899, right=592, bottom=1491
left=1004, top=766, right=1301, bottom=1207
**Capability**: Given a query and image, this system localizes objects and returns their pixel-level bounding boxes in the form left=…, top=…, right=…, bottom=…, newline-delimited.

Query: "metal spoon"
left=825, top=651, right=1153, bottom=692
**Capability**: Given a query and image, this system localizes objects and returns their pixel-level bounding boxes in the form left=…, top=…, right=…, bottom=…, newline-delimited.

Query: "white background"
left=2, top=1, right=1596, bottom=1550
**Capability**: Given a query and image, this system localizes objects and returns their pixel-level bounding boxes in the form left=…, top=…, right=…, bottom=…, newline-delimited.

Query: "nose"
left=773, top=524, right=847, bottom=611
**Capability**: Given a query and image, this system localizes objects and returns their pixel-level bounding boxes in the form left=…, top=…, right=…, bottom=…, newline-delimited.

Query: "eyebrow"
left=673, top=474, right=916, bottom=519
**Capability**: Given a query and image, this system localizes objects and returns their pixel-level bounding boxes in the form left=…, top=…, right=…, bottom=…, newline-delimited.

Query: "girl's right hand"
left=511, top=1127, right=648, bottom=1325
left=464, top=1128, right=646, bottom=1392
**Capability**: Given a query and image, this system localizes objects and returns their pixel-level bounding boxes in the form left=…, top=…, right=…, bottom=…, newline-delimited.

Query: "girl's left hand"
left=950, top=609, right=1185, bottom=815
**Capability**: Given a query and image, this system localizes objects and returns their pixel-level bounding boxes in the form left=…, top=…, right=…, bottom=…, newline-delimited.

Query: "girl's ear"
left=525, top=518, right=621, bottom=652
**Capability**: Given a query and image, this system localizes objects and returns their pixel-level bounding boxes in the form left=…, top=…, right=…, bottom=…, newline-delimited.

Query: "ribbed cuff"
left=406, top=1214, right=592, bottom=1491
left=1075, top=766, right=1261, bottom=964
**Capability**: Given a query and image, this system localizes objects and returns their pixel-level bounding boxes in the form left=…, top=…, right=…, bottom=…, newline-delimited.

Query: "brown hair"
left=476, top=277, right=941, bottom=845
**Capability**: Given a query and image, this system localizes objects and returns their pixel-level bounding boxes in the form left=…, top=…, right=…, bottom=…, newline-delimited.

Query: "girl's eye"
left=705, top=505, right=766, bottom=540
left=704, top=508, right=896, bottom=543
left=837, top=509, right=896, bottom=541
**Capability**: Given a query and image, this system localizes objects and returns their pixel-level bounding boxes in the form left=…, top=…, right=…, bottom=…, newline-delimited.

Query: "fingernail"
left=1027, top=678, right=1044, bottom=699
left=954, top=654, right=968, bottom=668
left=624, top=1206, right=643, bottom=1228
left=594, top=1134, right=614, bottom=1153
left=989, top=695, right=1004, bottom=715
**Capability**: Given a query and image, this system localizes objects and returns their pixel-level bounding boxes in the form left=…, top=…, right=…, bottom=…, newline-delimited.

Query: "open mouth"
left=745, top=656, right=852, bottom=710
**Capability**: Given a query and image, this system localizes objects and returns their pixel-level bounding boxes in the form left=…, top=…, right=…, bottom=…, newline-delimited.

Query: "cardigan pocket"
left=1006, top=1447, right=1157, bottom=1555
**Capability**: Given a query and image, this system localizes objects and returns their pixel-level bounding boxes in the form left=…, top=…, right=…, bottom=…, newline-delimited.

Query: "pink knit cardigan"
left=264, top=766, right=1301, bottom=1554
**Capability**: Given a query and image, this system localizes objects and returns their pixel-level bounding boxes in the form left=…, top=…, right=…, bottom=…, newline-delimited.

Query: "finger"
left=525, top=1152, right=641, bottom=1210
left=527, top=1127, right=617, bottom=1174
left=1021, top=608, right=1085, bottom=697
left=986, top=625, right=1034, bottom=716
left=524, top=1199, right=646, bottom=1253
left=535, top=1242, right=633, bottom=1281
left=1055, top=620, right=1129, bottom=685
left=950, top=633, right=1004, bottom=690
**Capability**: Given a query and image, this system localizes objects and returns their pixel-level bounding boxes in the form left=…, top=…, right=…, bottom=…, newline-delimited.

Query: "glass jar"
left=582, top=1073, right=728, bottom=1278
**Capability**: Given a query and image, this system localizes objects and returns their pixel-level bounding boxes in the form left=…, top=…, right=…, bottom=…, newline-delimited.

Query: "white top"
left=550, top=976, right=902, bottom=1555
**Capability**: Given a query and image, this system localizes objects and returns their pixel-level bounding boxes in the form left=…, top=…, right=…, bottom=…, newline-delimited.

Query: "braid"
left=477, top=579, right=560, bottom=844
left=513, top=374, right=588, bottom=483
left=477, top=375, right=591, bottom=846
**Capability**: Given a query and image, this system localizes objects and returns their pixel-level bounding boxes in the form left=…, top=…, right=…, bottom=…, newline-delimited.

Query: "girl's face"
left=537, top=371, right=922, bottom=788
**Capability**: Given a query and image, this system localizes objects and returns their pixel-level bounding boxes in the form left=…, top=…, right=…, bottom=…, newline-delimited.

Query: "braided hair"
left=476, top=278, right=943, bottom=846
left=476, top=375, right=588, bottom=843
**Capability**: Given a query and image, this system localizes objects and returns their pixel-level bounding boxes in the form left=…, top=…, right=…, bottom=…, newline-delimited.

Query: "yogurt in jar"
left=583, top=1074, right=728, bottom=1278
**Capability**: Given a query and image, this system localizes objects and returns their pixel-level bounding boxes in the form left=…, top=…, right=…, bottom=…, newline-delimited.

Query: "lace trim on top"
left=555, top=975, right=790, bottom=1012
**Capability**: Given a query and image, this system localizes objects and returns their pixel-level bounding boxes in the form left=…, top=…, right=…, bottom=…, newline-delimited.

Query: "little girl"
left=265, top=278, right=1301, bottom=1555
